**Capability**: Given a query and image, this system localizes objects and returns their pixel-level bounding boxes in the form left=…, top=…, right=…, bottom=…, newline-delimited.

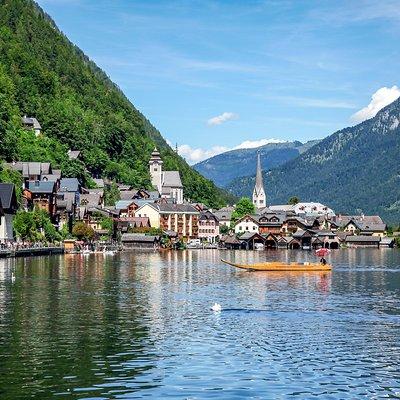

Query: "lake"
left=1, top=249, right=400, bottom=399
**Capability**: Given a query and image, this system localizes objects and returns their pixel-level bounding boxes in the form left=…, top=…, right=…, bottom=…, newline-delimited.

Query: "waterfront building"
left=334, top=215, right=387, bottom=237
left=115, top=200, right=139, bottom=218
left=0, top=184, right=18, bottom=242
left=135, top=203, right=199, bottom=239
left=121, top=233, right=160, bottom=249
left=198, top=211, right=220, bottom=243
left=149, top=148, right=183, bottom=204
left=234, top=215, right=259, bottom=234
left=252, top=153, right=266, bottom=208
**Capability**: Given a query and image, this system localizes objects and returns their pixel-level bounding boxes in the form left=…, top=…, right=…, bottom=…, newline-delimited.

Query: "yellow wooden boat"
left=221, top=259, right=332, bottom=272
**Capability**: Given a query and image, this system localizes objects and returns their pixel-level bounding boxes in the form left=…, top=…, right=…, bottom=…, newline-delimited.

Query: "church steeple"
left=252, top=153, right=266, bottom=208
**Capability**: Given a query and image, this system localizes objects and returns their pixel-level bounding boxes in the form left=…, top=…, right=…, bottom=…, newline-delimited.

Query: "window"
left=246, top=226, right=249, bottom=230
left=154, top=168, right=158, bottom=171
left=239, top=226, right=242, bottom=230
left=253, top=226, right=256, bottom=230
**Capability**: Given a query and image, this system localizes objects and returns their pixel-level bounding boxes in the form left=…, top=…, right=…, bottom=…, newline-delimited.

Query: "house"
left=7, top=162, right=52, bottom=186
left=149, top=148, right=184, bottom=204
left=115, top=200, right=139, bottom=218
left=135, top=203, right=199, bottom=238
left=67, top=150, right=81, bottom=160
left=239, top=232, right=266, bottom=250
left=21, top=115, right=42, bottom=136
left=27, top=180, right=57, bottom=216
left=214, top=206, right=234, bottom=228
left=333, top=215, right=387, bottom=237
left=270, top=202, right=335, bottom=218
left=234, top=215, right=259, bottom=234
left=380, top=237, right=395, bottom=248
left=345, top=235, right=381, bottom=248
left=220, top=235, right=242, bottom=249
left=198, top=211, right=220, bottom=243
left=257, top=212, right=285, bottom=235
left=55, top=192, right=76, bottom=230
left=0, top=184, right=18, bottom=242
left=80, top=193, right=103, bottom=209
left=121, top=233, right=160, bottom=249
left=116, top=217, right=151, bottom=233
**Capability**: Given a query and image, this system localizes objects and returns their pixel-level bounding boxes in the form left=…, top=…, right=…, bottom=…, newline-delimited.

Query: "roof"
left=345, top=235, right=381, bottom=243
left=0, top=183, right=17, bottom=212
left=139, top=203, right=198, bottom=214
left=163, top=171, right=183, bottom=188
left=115, top=200, right=137, bottom=210
left=56, top=192, right=75, bottom=212
left=120, top=190, right=137, bottom=200
left=199, top=210, right=219, bottom=222
left=59, top=178, right=80, bottom=192
left=27, top=180, right=56, bottom=194
left=42, top=174, right=60, bottom=182
left=254, top=153, right=265, bottom=195
left=7, top=162, right=51, bottom=178
left=22, top=116, right=41, bottom=130
left=92, top=178, right=105, bottom=188
left=121, top=234, right=160, bottom=242
left=80, top=193, right=101, bottom=207
left=214, top=209, right=233, bottom=221
left=223, top=235, right=241, bottom=245
left=67, top=150, right=81, bottom=160
left=269, top=204, right=295, bottom=212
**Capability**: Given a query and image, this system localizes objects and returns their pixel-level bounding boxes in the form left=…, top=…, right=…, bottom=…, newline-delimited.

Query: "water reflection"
left=0, top=249, right=399, bottom=399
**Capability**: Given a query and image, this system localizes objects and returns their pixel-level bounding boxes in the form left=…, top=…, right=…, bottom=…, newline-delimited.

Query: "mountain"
left=0, top=0, right=233, bottom=208
left=227, top=99, right=400, bottom=224
left=194, top=140, right=319, bottom=187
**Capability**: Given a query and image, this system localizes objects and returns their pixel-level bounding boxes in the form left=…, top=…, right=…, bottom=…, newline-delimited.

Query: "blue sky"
left=37, top=0, right=400, bottom=163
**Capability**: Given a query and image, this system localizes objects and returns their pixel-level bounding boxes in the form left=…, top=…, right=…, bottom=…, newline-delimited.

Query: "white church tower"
left=252, top=153, right=266, bottom=208
left=149, top=147, right=163, bottom=193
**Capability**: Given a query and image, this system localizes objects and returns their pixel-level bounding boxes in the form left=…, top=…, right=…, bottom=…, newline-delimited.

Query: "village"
left=0, top=117, right=397, bottom=255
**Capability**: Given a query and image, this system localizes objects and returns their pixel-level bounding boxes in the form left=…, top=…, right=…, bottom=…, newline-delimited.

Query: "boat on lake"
left=221, top=259, right=332, bottom=272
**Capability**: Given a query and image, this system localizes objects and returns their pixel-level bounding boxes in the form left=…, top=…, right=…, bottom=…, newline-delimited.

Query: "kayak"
left=221, top=259, right=332, bottom=272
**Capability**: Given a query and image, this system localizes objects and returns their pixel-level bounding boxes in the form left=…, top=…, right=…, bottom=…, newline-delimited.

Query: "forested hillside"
left=0, top=0, right=233, bottom=208
left=194, top=140, right=318, bottom=187
left=227, top=99, right=400, bottom=224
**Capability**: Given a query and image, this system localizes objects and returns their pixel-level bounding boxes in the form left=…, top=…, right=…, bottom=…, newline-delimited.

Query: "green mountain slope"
left=227, top=99, right=400, bottom=224
left=194, top=140, right=319, bottom=187
left=0, top=0, right=233, bottom=208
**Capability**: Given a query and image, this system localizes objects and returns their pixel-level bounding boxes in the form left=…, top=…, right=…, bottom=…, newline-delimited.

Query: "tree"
left=220, top=225, right=230, bottom=235
left=231, top=197, right=255, bottom=226
left=288, top=196, right=300, bottom=205
left=13, top=208, right=60, bottom=242
left=72, top=222, right=95, bottom=241
left=104, top=182, right=120, bottom=206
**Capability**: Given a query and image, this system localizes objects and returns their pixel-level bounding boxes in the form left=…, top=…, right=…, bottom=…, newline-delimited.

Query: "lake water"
left=1, top=249, right=400, bottom=399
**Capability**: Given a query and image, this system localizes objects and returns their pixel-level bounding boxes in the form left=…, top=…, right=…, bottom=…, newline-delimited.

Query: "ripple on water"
left=0, top=249, right=400, bottom=399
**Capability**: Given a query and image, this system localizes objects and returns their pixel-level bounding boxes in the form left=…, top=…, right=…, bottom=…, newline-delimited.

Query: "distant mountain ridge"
left=227, top=98, right=400, bottom=224
left=194, top=140, right=319, bottom=188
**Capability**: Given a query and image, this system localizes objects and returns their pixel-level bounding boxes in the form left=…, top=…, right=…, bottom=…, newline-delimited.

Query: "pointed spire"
left=255, top=152, right=263, bottom=191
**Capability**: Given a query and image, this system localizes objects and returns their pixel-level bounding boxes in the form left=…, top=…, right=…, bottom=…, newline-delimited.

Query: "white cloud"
left=175, top=138, right=288, bottom=164
left=177, top=144, right=230, bottom=164
left=207, top=112, right=238, bottom=126
left=351, top=85, right=400, bottom=123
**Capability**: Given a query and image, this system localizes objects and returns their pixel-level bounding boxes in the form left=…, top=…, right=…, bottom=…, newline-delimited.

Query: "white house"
left=0, top=184, right=18, bottom=242
left=234, top=215, right=259, bottom=234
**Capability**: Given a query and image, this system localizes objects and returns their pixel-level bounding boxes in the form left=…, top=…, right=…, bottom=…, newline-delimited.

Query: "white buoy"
left=211, top=303, right=222, bottom=312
